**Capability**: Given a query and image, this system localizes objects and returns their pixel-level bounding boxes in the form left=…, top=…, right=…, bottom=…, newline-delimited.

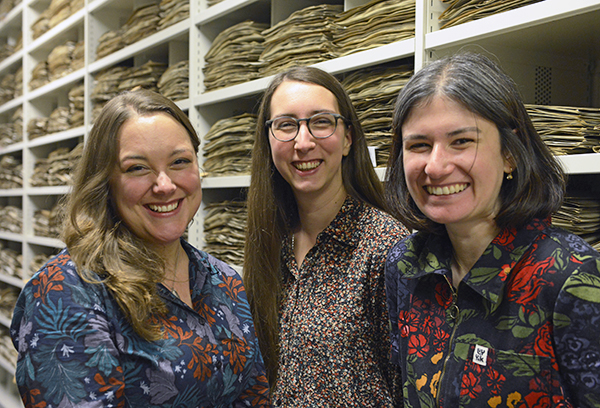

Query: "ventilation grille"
left=535, top=66, right=552, bottom=105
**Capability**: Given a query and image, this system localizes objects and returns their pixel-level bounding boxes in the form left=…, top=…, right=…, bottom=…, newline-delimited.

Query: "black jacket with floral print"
left=385, top=218, right=600, bottom=408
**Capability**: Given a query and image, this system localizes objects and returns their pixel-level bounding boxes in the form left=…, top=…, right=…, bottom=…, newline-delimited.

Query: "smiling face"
left=110, top=112, right=202, bottom=248
left=401, top=96, right=512, bottom=230
left=268, top=80, right=352, bottom=201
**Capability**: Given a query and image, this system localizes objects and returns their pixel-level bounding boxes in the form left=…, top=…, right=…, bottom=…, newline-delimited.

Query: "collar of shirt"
left=282, top=195, right=366, bottom=277
left=395, top=218, right=551, bottom=306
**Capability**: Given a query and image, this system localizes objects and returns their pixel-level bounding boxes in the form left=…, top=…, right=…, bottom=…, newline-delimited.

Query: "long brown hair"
left=61, top=89, right=200, bottom=341
left=243, top=66, right=385, bottom=387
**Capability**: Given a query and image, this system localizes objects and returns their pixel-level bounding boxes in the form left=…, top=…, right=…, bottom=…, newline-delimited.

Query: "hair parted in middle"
left=243, top=66, right=386, bottom=387
left=385, top=52, right=566, bottom=234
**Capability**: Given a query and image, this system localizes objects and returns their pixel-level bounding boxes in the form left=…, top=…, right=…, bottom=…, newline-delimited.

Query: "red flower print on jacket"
left=508, top=250, right=556, bottom=305
left=460, top=369, right=483, bottom=399
left=494, top=227, right=518, bottom=248
left=408, top=334, right=429, bottom=357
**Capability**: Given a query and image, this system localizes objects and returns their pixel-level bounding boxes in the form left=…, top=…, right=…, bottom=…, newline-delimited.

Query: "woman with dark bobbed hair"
left=244, top=66, right=408, bottom=407
left=11, top=89, right=270, bottom=407
left=385, top=52, right=600, bottom=407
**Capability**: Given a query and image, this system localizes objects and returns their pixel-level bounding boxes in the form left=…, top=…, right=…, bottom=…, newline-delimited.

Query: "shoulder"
left=183, top=240, right=240, bottom=278
left=386, top=230, right=431, bottom=271
left=24, top=249, right=85, bottom=291
left=357, top=202, right=410, bottom=238
left=534, top=225, right=600, bottom=270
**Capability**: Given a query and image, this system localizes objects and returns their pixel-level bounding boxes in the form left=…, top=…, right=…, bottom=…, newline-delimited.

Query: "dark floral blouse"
left=385, top=218, right=600, bottom=408
left=11, top=240, right=271, bottom=408
left=273, top=196, right=409, bottom=408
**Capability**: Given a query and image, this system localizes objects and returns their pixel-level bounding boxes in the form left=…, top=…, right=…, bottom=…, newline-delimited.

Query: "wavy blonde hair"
left=61, top=89, right=200, bottom=341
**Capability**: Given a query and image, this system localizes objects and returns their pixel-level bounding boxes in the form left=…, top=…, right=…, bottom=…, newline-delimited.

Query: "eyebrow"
left=271, top=109, right=336, bottom=119
left=403, top=126, right=480, bottom=141
left=120, top=148, right=194, bottom=163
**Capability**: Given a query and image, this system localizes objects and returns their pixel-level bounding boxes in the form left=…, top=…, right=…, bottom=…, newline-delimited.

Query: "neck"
left=447, top=220, right=501, bottom=286
left=159, top=241, right=184, bottom=279
left=295, top=185, right=347, bottom=238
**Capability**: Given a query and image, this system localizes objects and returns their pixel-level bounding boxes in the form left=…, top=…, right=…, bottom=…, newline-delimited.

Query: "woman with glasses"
left=244, top=66, right=409, bottom=407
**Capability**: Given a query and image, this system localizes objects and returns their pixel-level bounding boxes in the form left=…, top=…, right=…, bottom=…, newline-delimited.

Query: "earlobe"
left=343, top=128, right=353, bottom=157
left=503, top=156, right=516, bottom=175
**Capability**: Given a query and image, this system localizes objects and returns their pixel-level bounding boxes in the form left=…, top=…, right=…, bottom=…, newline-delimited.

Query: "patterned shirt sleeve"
left=11, top=252, right=128, bottom=407
left=553, top=256, right=600, bottom=407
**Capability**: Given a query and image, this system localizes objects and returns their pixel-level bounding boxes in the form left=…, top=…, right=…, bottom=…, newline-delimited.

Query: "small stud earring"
left=506, top=170, right=513, bottom=180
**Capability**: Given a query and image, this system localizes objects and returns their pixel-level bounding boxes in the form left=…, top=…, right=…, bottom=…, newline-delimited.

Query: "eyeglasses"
left=265, top=113, right=348, bottom=142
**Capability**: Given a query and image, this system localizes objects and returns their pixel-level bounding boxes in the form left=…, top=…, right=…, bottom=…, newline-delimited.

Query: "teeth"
left=427, top=184, right=467, bottom=196
left=148, top=201, right=179, bottom=213
left=294, top=161, right=321, bottom=171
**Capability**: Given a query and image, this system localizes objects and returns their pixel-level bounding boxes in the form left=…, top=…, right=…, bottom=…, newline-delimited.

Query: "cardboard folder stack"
left=203, top=200, right=247, bottom=267
left=439, top=0, right=543, bottom=29
left=203, top=21, right=268, bottom=91
left=259, top=4, right=341, bottom=77
left=202, top=113, right=256, bottom=176
left=334, top=0, right=415, bottom=57
left=527, top=104, right=600, bottom=156
left=553, top=196, right=600, bottom=251
left=342, top=64, right=413, bottom=167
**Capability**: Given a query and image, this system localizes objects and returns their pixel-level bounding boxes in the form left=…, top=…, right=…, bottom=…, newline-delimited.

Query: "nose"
left=153, top=171, right=177, bottom=194
left=424, top=144, right=454, bottom=179
left=294, top=121, right=316, bottom=151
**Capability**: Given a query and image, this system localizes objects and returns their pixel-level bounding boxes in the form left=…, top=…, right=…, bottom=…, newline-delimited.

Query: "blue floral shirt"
left=385, top=218, right=600, bottom=408
left=11, top=240, right=271, bottom=408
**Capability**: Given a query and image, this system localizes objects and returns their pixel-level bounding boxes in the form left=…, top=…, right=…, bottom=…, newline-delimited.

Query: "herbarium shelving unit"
left=0, top=0, right=598, bottom=405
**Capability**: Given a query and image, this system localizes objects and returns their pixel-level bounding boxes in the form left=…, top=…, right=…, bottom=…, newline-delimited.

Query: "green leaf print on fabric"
left=564, top=272, right=600, bottom=303
left=33, top=298, right=92, bottom=404
left=497, top=352, right=543, bottom=377
left=424, top=252, right=443, bottom=273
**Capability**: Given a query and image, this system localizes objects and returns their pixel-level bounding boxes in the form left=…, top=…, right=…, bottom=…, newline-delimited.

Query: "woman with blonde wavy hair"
left=11, top=89, right=270, bottom=407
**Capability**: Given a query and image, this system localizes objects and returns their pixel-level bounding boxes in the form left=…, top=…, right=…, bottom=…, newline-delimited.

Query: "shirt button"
left=401, top=325, right=409, bottom=337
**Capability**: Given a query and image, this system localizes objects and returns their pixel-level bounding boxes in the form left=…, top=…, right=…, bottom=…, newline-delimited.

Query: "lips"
left=293, top=160, right=321, bottom=171
left=426, top=183, right=468, bottom=196
left=147, top=200, right=180, bottom=213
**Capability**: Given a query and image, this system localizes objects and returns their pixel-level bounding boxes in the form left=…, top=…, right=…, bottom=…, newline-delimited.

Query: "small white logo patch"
left=473, top=344, right=488, bottom=366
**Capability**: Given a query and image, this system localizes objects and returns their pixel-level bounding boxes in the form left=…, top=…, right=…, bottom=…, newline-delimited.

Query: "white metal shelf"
left=194, top=0, right=267, bottom=25
left=87, top=18, right=190, bottom=74
left=27, top=126, right=85, bottom=148
left=0, top=96, right=23, bottom=116
left=426, top=0, right=600, bottom=57
left=0, top=50, right=22, bottom=76
left=202, top=175, right=251, bottom=189
left=0, top=143, right=24, bottom=156
left=28, top=8, right=85, bottom=54
left=0, top=190, right=23, bottom=199
left=558, top=153, right=600, bottom=175
left=26, top=68, right=86, bottom=101
left=0, top=274, right=24, bottom=289
left=26, top=235, right=63, bottom=249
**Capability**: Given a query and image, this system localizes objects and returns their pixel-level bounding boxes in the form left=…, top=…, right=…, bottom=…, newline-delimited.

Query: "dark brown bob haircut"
left=385, top=52, right=566, bottom=234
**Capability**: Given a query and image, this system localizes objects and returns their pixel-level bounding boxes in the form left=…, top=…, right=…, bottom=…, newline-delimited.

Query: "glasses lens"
left=309, top=113, right=338, bottom=138
left=271, top=117, right=298, bottom=142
